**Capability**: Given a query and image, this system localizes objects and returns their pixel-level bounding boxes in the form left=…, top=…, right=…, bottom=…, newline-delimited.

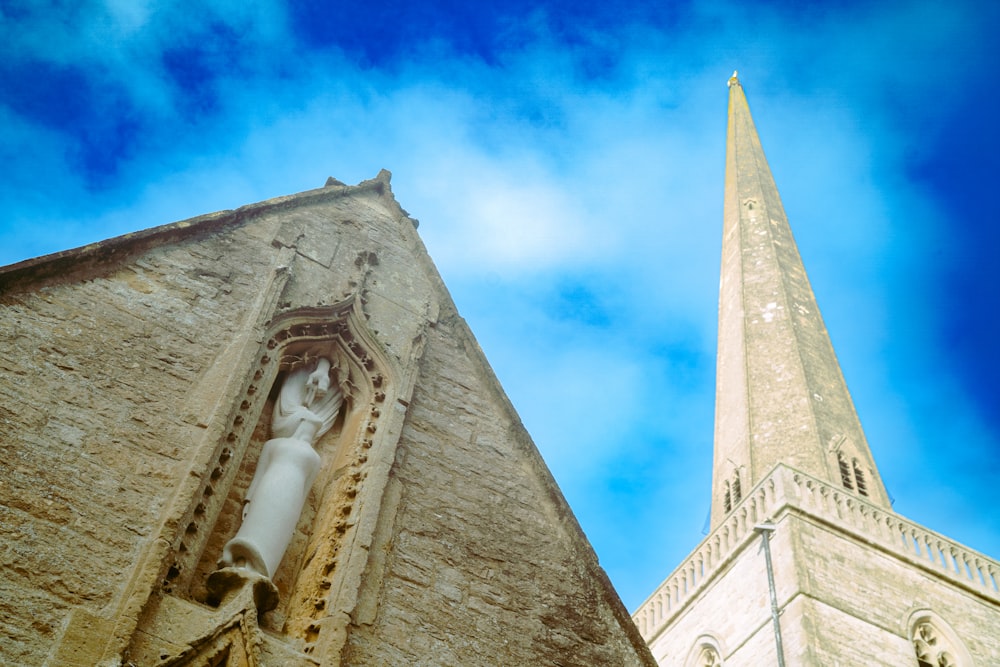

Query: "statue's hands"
left=304, top=366, right=331, bottom=406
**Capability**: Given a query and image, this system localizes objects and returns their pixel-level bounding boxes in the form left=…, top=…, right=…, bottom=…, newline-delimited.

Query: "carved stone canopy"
left=124, top=301, right=403, bottom=665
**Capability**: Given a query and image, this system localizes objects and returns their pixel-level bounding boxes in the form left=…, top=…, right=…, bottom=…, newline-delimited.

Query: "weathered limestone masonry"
left=712, top=74, right=889, bottom=527
left=634, top=465, right=1000, bottom=664
left=0, top=172, right=655, bottom=667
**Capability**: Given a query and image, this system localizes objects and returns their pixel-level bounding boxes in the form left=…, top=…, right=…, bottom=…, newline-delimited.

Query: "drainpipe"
left=754, top=522, right=786, bottom=667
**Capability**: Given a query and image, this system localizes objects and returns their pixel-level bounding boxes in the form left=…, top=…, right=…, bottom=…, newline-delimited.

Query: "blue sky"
left=2, top=0, right=998, bottom=611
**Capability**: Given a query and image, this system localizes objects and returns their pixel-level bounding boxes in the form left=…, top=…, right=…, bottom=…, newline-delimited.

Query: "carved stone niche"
left=128, top=302, right=396, bottom=664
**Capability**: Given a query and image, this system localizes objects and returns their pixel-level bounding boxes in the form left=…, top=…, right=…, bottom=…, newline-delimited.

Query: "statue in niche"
left=219, top=356, right=343, bottom=580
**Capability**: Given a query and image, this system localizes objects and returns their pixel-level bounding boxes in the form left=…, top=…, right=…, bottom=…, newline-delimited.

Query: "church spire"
left=710, top=74, right=890, bottom=528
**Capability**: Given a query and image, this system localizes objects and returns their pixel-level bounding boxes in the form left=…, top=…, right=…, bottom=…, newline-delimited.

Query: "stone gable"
left=0, top=173, right=653, bottom=666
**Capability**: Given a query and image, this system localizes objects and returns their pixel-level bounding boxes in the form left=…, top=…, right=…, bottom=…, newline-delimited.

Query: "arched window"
left=837, top=452, right=853, bottom=490
left=913, top=622, right=957, bottom=666
left=908, top=612, right=971, bottom=667
left=731, top=472, right=742, bottom=504
left=685, top=635, right=724, bottom=667
left=723, top=482, right=732, bottom=513
left=852, top=459, right=869, bottom=497
left=698, top=646, right=722, bottom=667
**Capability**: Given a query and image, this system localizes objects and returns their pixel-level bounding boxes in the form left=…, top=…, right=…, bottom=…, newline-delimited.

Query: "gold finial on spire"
left=728, top=70, right=740, bottom=88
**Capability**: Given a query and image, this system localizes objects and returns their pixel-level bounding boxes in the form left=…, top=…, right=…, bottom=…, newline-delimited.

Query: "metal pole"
left=755, top=523, right=786, bottom=667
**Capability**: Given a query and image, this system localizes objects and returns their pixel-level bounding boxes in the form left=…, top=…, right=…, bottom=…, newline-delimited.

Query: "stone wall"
left=342, top=311, right=648, bottom=666
left=0, top=174, right=653, bottom=666
left=638, top=466, right=1000, bottom=665
left=0, top=210, right=285, bottom=665
left=794, top=512, right=1000, bottom=664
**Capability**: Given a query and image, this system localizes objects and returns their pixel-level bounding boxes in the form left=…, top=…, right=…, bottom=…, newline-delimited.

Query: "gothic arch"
left=684, top=634, right=725, bottom=667
left=852, top=457, right=869, bottom=496
left=905, top=609, right=973, bottom=667
left=829, top=436, right=879, bottom=501
left=837, top=451, right=854, bottom=490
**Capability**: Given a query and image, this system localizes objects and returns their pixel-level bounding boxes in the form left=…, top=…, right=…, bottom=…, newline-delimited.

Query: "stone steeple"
left=710, top=72, right=890, bottom=528
left=635, top=73, right=999, bottom=667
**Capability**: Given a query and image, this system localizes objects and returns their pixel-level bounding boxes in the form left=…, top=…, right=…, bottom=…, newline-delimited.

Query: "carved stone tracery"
left=913, top=622, right=958, bottom=667
left=699, top=646, right=722, bottom=667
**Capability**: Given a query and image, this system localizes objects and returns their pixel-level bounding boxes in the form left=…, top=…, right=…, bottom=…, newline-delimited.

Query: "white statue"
left=219, top=357, right=343, bottom=579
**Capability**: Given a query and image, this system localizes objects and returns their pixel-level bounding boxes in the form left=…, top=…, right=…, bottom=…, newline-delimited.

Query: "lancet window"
left=852, top=459, right=869, bottom=497
left=837, top=452, right=853, bottom=490
left=722, top=468, right=743, bottom=514
left=837, top=450, right=873, bottom=498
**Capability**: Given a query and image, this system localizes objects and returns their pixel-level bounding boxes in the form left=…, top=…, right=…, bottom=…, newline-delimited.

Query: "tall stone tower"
left=0, top=172, right=656, bottom=666
left=632, top=74, right=1000, bottom=666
